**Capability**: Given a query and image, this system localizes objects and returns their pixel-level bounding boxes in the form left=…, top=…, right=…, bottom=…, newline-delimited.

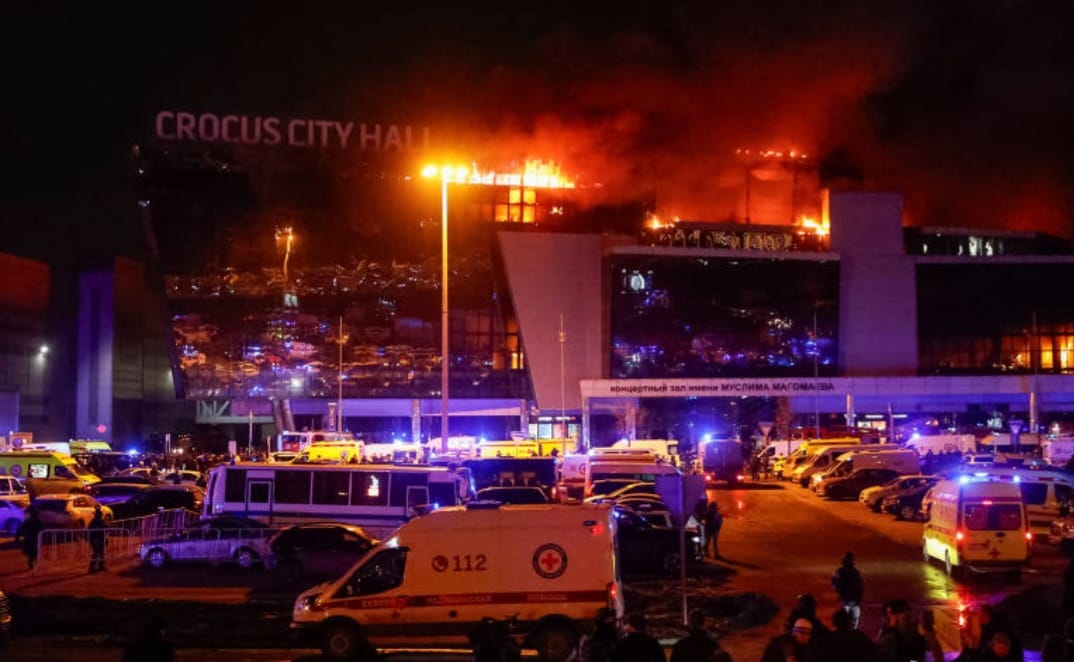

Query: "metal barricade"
left=33, top=509, right=201, bottom=574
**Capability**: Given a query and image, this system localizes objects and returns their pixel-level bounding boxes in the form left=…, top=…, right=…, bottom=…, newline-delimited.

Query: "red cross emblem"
left=532, top=543, right=568, bottom=579
left=988, top=548, right=1001, bottom=559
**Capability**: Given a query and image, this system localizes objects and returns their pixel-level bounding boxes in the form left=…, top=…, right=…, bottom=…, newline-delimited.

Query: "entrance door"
left=405, top=486, right=429, bottom=515
left=246, top=480, right=273, bottom=522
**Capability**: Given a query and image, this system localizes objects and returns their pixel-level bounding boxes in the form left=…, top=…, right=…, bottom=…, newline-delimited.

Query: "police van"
left=292, top=503, right=623, bottom=661
left=922, top=478, right=1030, bottom=579
left=962, top=467, right=1074, bottom=536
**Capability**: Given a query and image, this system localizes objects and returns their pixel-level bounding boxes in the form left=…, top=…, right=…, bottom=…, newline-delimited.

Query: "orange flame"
left=442, top=159, right=576, bottom=189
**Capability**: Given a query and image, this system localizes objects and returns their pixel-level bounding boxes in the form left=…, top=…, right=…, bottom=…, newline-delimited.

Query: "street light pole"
left=559, top=313, right=566, bottom=438
left=440, top=173, right=450, bottom=454
left=813, top=306, right=821, bottom=440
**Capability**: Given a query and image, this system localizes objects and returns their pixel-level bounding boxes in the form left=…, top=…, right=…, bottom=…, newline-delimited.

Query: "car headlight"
left=297, top=594, right=319, bottom=612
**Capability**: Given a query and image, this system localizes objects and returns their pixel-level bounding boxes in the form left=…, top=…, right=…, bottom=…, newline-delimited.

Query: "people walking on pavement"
left=88, top=504, right=107, bottom=573
left=670, top=608, right=722, bottom=662
left=15, top=505, right=44, bottom=570
left=831, top=551, right=864, bottom=629
left=611, top=613, right=666, bottom=662
left=702, top=502, right=723, bottom=559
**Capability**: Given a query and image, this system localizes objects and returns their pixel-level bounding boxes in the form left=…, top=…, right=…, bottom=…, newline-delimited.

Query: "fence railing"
left=33, top=508, right=203, bottom=573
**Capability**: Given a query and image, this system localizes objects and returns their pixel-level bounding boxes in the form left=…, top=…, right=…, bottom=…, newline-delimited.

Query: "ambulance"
left=292, top=503, right=623, bottom=661
left=922, top=478, right=1030, bottom=579
left=961, top=467, right=1074, bottom=536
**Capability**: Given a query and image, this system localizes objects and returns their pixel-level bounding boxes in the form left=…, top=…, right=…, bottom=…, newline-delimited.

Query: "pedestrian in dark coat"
left=15, top=506, right=44, bottom=570
left=88, top=505, right=107, bottom=573
left=821, top=608, right=877, bottom=662
left=611, top=613, right=665, bottom=662
left=580, top=607, right=621, bottom=662
left=831, top=551, right=864, bottom=629
left=876, top=599, right=927, bottom=662
left=702, top=502, right=723, bottom=558
left=670, top=609, right=721, bottom=662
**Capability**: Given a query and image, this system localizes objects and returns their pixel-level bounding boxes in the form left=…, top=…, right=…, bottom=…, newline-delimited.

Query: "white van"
left=778, top=439, right=862, bottom=480
left=291, top=503, right=624, bottom=661
left=558, top=454, right=589, bottom=501
left=961, top=467, right=1074, bottom=536
left=585, top=456, right=680, bottom=497
left=811, top=448, right=921, bottom=492
left=923, top=478, right=1030, bottom=578
left=610, top=439, right=679, bottom=464
left=792, top=444, right=884, bottom=487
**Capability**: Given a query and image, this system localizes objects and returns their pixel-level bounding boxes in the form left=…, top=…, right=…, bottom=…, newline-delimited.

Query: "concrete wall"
left=830, top=192, right=918, bottom=376
left=498, top=232, right=605, bottom=412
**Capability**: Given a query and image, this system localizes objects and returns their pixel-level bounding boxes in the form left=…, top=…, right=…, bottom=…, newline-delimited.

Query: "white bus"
left=203, top=463, right=473, bottom=538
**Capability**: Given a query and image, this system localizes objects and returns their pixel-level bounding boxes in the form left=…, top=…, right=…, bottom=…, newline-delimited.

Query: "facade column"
left=520, top=399, right=530, bottom=438
left=410, top=398, right=422, bottom=443
left=845, top=392, right=856, bottom=430
left=1029, top=389, right=1039, bottom=434
left=625, top=401, right=637, bottom=441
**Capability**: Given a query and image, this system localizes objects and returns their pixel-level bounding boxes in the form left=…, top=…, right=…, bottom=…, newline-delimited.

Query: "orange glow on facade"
left=441, top=159, right=576, bottom=190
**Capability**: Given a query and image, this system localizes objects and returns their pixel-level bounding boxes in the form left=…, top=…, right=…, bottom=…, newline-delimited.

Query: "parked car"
left=1047, top=512, right=1074, bottom=548
left=32, top=494, right=112, bottom=528
left=474, top=486, right=549, bottom=504
left=162, top=470, right=204, bottom=487
left=109, top=485, right=203, bottom=520
left=0, top=476, right=29, bottom=507
left=883, top=481, right=939, bottom=521
left=860, top=475, right=939, bottom=512
left=819, top=468, right=901, bottom=500
left=263, top=523, right=377, bottom=583
left=613, top=507, right=700, bottom=578
left=587, top=479, right=643, bottom=499
left=88, top=482, right=151, bottom=506
left=138, top=517, right=274, bottom=569
left=0, top=501, right=25, bottom=536
left=620, top=499, right=676, bottom=528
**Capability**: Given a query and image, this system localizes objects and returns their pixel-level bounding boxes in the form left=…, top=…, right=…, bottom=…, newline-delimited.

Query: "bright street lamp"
left=422, top=164, right=469, bottom=453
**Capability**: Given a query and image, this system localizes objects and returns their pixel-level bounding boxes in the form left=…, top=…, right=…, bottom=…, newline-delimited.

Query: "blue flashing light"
left=701, top=433, right=713, bottom=443
left=1013, top=475, right=1021, bottom=483
left=973, top=472, right=988, bottom=477
left=911, top=432, right=921, bottom=439
left=479, top=436, right=488, bottom=444
left=128, top=448, right=140, bottom=456
left=959, top=475, right=970, bottom=484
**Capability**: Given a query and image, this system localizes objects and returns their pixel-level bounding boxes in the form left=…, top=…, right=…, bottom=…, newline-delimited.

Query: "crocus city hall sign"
left=154, top=111, right=430, bottom=151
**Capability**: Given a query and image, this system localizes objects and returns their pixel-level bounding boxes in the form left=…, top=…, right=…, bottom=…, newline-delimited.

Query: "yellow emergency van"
left=292, top=503, right=623, bottom=661
left=923, top=478, right=1030, bottom=580
left=0, top=451, right=100, bottom=497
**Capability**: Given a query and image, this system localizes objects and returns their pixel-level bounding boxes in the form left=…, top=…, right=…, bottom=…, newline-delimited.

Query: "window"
left=54, top=465, right=74, bottom=479
left=964, top=504, right=1022, bottom=531
left=313, top=472, right=350, bottom=505
left=339, top=548, right=408, bottom=597
left=352, top=471, right=389, bottom=506
left=29, top=464, right=48, bottom=479
left=225, top=470, right=247, bottom=502
left=390, top=472, right=428, bottom=506
left=275, top=470, right=312, bottom=504
left=1019, top=483, right=1048, bottom=505
left=1056, top=484, right=1074, bottom=505
left=248, top=483, right=270, bottom=504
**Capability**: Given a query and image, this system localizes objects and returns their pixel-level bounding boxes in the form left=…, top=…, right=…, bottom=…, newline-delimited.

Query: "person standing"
left=831, top=551, right=864, bottom=629
left=703, top=502, right=723, bottom=559
left=821, top=608, right=877, bottom=662
left=611, top=613, right=665, bottom=662
left=762, top=618, right=818, bottom=662
left=88, top=505, right=107, bottom=573
left=580, top=607, right=621, bottom=662
left=15, top=505, right=44, bottom=570
left=670, top=609, right=721, bottom=662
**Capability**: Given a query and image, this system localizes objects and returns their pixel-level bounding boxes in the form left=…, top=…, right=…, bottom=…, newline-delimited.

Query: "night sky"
left=4, top=1, right=1074, bottom=263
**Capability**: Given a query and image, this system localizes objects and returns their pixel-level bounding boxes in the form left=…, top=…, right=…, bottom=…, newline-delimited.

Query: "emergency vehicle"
left=292, top=503, right=623, bottom=661
left=922, top=478, right=1030, bottom=579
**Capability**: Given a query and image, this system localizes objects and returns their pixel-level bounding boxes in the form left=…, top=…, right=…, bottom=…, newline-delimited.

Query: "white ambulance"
left=291, top=503, right=624, bottom=661
left=961, top=467, right=1074, bottom=536
left=922, top=478, right=1030, bottom=580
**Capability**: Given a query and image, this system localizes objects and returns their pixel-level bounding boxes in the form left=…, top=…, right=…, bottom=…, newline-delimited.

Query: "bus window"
left=428, top=481, right=457, bottom=507
left=225, top=469, right=247, bottom=501
left=352, top=471, right=389, bottom=506
left=276, top=470, right=312, bottom=504
left=313, top=472, right=350, bottom=505
left=390, top=473, right=427, bottom=506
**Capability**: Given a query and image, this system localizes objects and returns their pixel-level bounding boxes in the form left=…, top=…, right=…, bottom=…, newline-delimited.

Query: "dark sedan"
left=109, top=485, right=203, bottom=520
left=883, top=481, right=940, bottom=521
left=263, top=523, right=377, bottom=583
left=820, top=468, right=901, bottom=500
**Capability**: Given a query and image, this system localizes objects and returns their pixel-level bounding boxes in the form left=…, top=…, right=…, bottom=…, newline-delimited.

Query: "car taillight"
left=607, top=582, right=619, bottom=609
left=1026, top=531, right=1033, bottom=541
left=551, top=486, right=558, bottom=502
left=955, top=530, right=964, bottom=542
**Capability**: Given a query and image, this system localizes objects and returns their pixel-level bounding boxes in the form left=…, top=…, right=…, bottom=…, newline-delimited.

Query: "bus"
left=202, top=463, right=473, bottom=537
